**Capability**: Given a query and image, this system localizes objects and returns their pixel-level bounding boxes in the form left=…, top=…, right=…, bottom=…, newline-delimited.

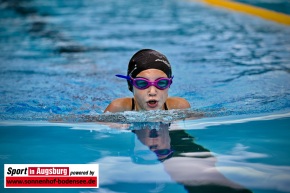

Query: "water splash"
left=50, top=109, right=204, bottom=123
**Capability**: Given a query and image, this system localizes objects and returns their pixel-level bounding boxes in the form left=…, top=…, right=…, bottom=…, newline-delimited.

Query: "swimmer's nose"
left=148, top=85, right=157, bottom=96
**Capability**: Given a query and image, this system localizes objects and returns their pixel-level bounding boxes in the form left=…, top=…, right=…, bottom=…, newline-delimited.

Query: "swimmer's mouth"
left=147, top=100, right=158, bottom=105
left=147, top=100, right=158, bottom=108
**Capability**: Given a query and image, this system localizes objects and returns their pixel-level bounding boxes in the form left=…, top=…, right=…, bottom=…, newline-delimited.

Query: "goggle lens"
left=133, top=78, right=172, bottom=90
left=115, top=75, right=173, bottom=90
left=157, top=79, right=169, bottom=88
left=135, top=79, right=149, bottom=88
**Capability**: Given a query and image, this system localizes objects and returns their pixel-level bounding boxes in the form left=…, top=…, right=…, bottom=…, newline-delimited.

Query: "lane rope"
left=197, top=0, right=290, bottom=26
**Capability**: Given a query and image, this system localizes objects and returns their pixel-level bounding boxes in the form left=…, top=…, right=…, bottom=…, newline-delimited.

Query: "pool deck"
left=194, top=0, right=290, bottom=26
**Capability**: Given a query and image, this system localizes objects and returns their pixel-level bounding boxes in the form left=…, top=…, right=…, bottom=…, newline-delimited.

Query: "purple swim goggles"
left=116, top=74, right=173, bottom=90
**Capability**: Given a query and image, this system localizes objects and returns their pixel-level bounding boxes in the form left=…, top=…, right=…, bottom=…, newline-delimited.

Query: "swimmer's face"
left=133, top=69, right=169, bottom=111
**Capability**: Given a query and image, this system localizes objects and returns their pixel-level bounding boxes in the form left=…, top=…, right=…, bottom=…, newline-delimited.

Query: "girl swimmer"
left=104, top=49, right=190, bottom=112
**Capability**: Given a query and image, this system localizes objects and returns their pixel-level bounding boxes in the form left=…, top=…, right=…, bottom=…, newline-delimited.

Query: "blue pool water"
left=1, top=114, right=290, bottom=193
left=0, top=0, right=290, bottom=192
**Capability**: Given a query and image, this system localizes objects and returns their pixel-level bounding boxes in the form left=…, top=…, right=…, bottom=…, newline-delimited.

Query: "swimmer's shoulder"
left=104, top=97, right=132, bottom=113
left=166, top=97, right=191, bottom=110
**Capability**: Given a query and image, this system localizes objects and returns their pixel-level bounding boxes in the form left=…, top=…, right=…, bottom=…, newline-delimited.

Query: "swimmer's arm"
left=167, top=97, right=191, bottom=110
left=104, top=98, right=132, bottom=113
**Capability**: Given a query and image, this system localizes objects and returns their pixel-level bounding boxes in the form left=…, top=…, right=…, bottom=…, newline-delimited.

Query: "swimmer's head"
left=127, top=49, right=172, bottom=92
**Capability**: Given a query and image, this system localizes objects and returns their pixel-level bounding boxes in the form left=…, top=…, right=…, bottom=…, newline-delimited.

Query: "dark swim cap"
left=127, top=49, right=172, bottom=92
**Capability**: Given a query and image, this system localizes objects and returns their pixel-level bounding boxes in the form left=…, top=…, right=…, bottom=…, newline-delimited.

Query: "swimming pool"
left=0, top=0, right=290, bottom=192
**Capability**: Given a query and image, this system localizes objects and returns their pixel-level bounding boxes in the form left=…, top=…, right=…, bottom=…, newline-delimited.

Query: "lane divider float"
left=197, top=0, right=290, bottom=26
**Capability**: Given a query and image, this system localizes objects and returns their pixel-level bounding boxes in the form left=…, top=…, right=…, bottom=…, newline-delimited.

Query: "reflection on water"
left=88, top=116, right=290, bottom=193
left=129, top=123, right=252, bottom=193
left=0, top=115, right=290, bottom=193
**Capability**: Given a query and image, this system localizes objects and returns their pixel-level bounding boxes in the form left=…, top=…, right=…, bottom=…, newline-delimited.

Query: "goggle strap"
left=115, top=74, right=131, bottom=80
